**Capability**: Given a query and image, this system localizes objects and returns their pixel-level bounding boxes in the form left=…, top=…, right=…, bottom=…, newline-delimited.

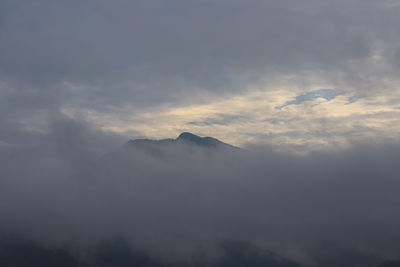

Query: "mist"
left=1, top=117, right=399, bottom=266
left=1, top=1, right=400, bottom=265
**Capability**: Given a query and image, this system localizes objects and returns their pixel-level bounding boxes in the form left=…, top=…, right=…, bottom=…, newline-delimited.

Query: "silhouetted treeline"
left=0, top=237, right=303, bottom=267
left=378, top=260, right=400, bottom=267
left=1, top=237, right=399, bottom=267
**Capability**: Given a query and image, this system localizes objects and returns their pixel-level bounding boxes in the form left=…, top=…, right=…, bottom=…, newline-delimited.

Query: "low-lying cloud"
left=1, top=117, right=399, bottom=266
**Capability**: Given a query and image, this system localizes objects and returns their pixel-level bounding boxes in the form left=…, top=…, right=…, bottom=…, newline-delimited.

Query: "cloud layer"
left=1, top=118, right=400, bottom=266
left=1, top=0, right=400, bottom=148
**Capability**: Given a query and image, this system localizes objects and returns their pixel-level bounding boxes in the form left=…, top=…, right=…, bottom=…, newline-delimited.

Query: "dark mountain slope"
left=124, top=132, right=238, bottom=150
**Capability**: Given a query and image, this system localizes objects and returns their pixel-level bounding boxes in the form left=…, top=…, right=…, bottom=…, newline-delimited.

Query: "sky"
left=1, top=1, right=400, bottom=266
left=1, top=0, right=400, bottom=150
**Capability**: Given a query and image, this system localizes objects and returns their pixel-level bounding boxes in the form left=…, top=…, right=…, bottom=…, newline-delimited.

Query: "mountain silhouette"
left=124, top=132, right=238, bottom=150
left=92, top=132, right=240, bottom=168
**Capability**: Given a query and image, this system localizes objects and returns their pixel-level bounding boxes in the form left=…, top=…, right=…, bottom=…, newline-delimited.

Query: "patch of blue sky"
left=347, top=95, right=360, bottom=104
left=187, top=114, right=244, bottom=126
left=276, top=89, right=345, bottom=109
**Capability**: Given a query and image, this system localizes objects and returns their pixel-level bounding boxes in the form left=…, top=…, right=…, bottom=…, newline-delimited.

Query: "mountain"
left=93, top=132, right=239, bottom=168
left=124, top=132, right=238, bottom=151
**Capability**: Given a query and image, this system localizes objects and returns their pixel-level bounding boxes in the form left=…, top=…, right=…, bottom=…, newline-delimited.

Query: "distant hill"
left=123, top=132, right=239, bottom=155
left=90, top=132, right=240, bottom=174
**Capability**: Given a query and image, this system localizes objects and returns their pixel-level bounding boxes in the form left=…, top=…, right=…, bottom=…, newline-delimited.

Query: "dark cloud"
left=1, top=0, right=399, bottom=144
left=1, top=117, right=400, bottom=266
left=1, top=0, right=399, bottom=109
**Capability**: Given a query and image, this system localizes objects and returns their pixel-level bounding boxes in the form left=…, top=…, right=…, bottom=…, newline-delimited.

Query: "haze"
left=1, top=1, right=400, bottom=266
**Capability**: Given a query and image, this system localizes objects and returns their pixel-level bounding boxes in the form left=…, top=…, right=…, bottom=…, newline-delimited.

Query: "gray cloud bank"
left=1, top=117, right=400, bottom=266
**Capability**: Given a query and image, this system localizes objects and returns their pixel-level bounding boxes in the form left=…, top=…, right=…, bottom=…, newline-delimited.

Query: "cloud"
left=60, top=86, right=400, bottom=151
left=0, top=117, right=400, bottom=266
left=1, top=1, right=400, bottom=265
left=1, top=0, right=400, bottom=148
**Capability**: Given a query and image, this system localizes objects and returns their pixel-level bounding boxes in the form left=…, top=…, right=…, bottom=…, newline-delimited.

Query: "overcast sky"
left=1, top=0, right=400, bottom=149
left=2, top=2, right=400, bottom=265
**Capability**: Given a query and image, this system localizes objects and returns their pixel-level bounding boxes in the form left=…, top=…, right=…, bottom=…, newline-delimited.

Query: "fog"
left=1, top=117, right=399, bottom=266
left=1, top=0, right=400, bottom=266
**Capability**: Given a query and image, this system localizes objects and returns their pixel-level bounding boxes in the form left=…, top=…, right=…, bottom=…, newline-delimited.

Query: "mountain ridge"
left=124, top=132, right=238, bottom=150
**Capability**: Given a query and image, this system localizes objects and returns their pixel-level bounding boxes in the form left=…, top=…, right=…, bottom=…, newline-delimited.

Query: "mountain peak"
left=176, top=132, right=223, bottom=147
left=124, top=132, right=238, bottom=151
left=177, top=132, right=201, bottom=141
